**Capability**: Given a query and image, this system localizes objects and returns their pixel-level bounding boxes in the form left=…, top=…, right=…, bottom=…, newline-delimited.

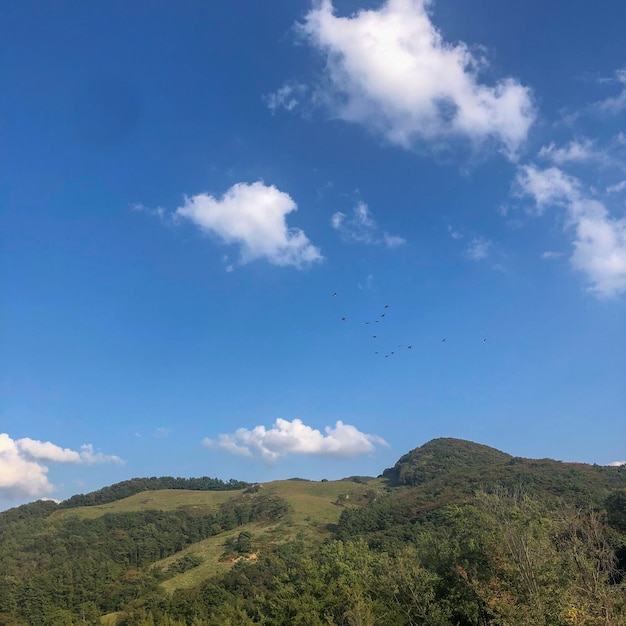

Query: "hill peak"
left=383, top=437, right=512, bottom=486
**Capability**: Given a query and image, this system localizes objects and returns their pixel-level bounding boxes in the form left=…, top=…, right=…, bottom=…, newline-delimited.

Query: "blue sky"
left=2, top=0, right=626, bottom=509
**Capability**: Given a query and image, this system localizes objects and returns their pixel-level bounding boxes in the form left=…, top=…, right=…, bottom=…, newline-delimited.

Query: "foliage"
left=165, top=555, right=204, bottom=576
left=383, top=437, right=512, bottom=486
left=2, top=438, right=626, bottom=624
left=58, top=476, right=249, bottom=509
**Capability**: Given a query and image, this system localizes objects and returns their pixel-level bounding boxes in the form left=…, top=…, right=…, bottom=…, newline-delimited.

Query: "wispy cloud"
left=264, top=83, right=308, bottom=114
left=358, top=273, right=374, bottom=290
left=565, top=68, right=626, bottom=124
left=447, top=225, right=464, bottom=240
left=538, top=139, right=608, bottom=166
left=131, top=202, right=169, bottom=222
left=202, top=418, right=388, bottom=463
left=466, top=236, right=491, bottom=260
left=542, top=251, right=564, bottom=260
left=299, top=0, right=534, bottom=157
left=596, top=68, right=626, bottom=115
left=175, top=182, right=323, bottom=269
left=607, top=181, right=626, bottom=194
left=0, top=433, right=123, bottom=499
left=331, top=201, right=405, bottom=247
left=515, top=165, right=626, bottom=297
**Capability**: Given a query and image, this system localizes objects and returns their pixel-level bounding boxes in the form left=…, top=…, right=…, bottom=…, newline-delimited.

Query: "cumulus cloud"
left=300, top=0, right=534, bottom=156
left=175, top=182, right=323, bottom=269
left=16, top=437, right=83, bottom=463
left=202, top=418, right=388, bottom=463
left=0, top=433, right=122, bottom=499
left=77, top=444, right=123, bottom=465
left=331, top=201, right=405, bottom=247
left=609, top=460, right=626, bottom=467
left=515, top=165, right=626, bottom=297
left=466, top=236, right=491, bottom=260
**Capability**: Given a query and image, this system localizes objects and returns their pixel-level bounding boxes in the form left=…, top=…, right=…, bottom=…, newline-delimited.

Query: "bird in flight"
left=384, top=305, right=389, bottom=309
left=441, top=338, right=446, bottom=342
left=407, top=345, right=413, bottom=350
left=332, top=292, right=337, bottom=297
left=341, top=317, right=347, bottom=321
left=380, top=313, right=386, bottom=318
left=482, top=338, right=487, bottom=343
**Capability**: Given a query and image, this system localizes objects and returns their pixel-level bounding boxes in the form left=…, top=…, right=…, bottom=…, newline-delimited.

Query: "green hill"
left=383, top=437, right=513, bottom=486
left=1, top=438, right=625, bottom=626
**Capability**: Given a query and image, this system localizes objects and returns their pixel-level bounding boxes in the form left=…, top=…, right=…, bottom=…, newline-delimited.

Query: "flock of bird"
left=332, top=291, right=486, bottom=359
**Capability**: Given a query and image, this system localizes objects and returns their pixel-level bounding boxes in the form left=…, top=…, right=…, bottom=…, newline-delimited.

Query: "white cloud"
left=466, top=236, right=491, bottom=260
left=358, top=273, right=375, bottom=290
left=538, top=139, right=607, bottom=166
left=383, top=232, right=406, bottom=247
left=516, top=165, right=626, bottom=297
left=175, top=182, right=323, bottom=269
left=447, top=225, right=464, bottom=240
left=77, top=444, right=123, bottom=465
left=331, top=201, right=405, bottom=247
left=609, top=460, right=626, bottom=467
left=203, top=418, right=388, bottom=463
left=542, top=251, right=564, bottom=260
left=264, top=83, right=308, bottom=113
left=607, top=180, right=626, bottom=194
left=514, top=165, right=579, bottom=214
left=16, top=437, right=83, bottom=463
left=300, top=0, right=534, bottom=157
left=0, top=433, right=122, bottom=499
left=597, top=68, right=626, bottom=115
left=131, top=202, right=169, bottom=223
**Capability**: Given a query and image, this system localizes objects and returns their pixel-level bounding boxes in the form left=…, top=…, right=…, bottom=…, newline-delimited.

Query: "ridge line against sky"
left=1, top=0, right=625, bottom=509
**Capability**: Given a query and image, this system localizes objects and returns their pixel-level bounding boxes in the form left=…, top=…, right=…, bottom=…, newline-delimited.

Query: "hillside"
left=1, top=438, right=625, bottom=626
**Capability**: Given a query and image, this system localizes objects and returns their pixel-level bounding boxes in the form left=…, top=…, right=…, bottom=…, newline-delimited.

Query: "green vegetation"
left=59, top=476, right=250, bottom=509
left=1, top=438, right=625, bottom=625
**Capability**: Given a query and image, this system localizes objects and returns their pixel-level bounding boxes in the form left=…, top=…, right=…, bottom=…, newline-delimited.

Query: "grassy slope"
left=48, top=478, right=380, bottom=601
left=155, top=479, right=384, bottom=592
left=49, top=488, right=246, bottom=520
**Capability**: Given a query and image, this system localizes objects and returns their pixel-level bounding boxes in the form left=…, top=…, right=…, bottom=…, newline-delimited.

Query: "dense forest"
left=1, top=439, right=625, bottom=625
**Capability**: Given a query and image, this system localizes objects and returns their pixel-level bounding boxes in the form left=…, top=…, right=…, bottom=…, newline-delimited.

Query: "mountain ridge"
left=3, top=437, right=625, bottom=521
left=1, top=437, right=626, bottom=625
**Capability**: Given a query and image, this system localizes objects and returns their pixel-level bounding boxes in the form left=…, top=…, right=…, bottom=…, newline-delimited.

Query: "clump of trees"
left=0, top=493, right=290, bottom=625
left=59, top=476, right=249, bottom=509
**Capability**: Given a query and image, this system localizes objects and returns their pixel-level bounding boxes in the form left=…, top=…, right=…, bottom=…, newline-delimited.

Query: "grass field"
left=154, top=479, right=386, bottom=593
left=50, top=477, right=388, bottom=626
left=50, top=488, right=246, bottom=520
left=96, top=478, right=384, bottom=623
